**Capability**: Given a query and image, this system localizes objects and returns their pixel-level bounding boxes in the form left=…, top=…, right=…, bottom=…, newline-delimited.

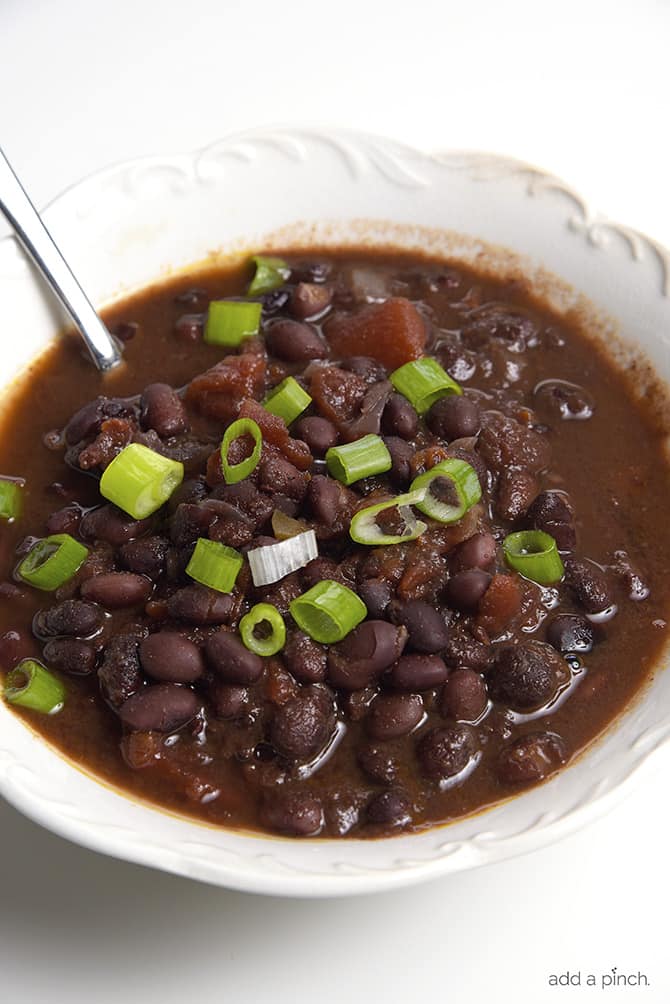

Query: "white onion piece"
left=248, top=529, right=318, bottom=587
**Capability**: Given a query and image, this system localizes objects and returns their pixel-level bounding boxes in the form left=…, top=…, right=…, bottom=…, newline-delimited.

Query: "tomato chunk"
left=477, top=574, right=522, bottom=638
left=186, top=351, right=266, bottom=421
left=324, top=298, right=426, bottom=370
left=239, top=399, right=312, bottom=470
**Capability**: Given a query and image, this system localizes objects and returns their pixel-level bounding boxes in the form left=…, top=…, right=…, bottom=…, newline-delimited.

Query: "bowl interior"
left=1, top=128, right=670, bottom=896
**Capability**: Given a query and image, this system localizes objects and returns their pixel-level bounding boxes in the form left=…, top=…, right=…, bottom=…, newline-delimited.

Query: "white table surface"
left=1, top=1, right=668, bottom=1001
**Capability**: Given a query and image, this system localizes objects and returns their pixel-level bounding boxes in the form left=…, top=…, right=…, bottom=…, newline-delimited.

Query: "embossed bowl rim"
left=1, top=127, right=669, bottom=897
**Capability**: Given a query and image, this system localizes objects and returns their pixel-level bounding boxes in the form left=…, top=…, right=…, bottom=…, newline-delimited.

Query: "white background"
left=0, top=1, right=668, bottom=1001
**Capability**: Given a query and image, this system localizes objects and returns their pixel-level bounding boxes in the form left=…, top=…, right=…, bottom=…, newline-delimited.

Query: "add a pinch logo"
left=548, top=969, right=650, bottom=989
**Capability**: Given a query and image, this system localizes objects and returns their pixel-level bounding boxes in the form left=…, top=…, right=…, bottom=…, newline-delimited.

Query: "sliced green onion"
left=503, top=530, right=565, bottom=585
left=247, top=255, right=290, bottom=296
left=100, top=443, right=184, bottom=519
left=186, top=538, right=243, bottom=592
left=350, top=487, right=428, bottom=545
left=290, top=580, right=367, bottom=644
left=263, top=377, right=312, bottom=426
left=410, top=458, right=481, bottom=524
left=390, top=357, right=462, bottom=414
left=0, top=478, right=23, bottom=521
left=326, top=434, right=392, bottom=486
left=17, top=534, right=88, bottom=591
left=3, top=659, right=65, bottom=714
left=220, top=417, right=263, bottom=485
left=248, top=529, right=318, bottom=587
left=239, top=603, right=286, bottom=656
left=204, top=300, right=262, bottom=347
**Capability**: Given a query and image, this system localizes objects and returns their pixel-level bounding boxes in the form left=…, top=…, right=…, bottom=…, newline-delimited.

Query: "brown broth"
left=1, top=249, right=669, bottom=837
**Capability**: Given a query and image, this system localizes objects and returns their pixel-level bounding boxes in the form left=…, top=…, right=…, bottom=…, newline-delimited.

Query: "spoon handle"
left=0, top=147, right=122, bottom=372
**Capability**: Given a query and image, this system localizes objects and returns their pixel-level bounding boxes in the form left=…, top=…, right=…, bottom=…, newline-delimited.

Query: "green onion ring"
left=220, top=418, right=263, bottom=485
left=239, top=603, right=286, bottom=656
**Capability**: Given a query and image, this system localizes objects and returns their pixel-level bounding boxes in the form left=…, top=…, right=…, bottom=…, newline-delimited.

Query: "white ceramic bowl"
left=1, top=128, right=670, bottom=897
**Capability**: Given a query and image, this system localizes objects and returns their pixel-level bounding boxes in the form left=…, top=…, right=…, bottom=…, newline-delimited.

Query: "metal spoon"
left=0, top=147, right=122, bottom=372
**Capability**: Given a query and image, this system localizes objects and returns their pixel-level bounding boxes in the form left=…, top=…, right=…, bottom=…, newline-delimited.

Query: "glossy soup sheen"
left=1, top=250, right=669, bottom=839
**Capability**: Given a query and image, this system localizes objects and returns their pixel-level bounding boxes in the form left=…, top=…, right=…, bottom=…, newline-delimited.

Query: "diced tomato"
left=239, top=399, right=312, bottom=470
left=477, top=574, right=522, bottom=638
left=309, top=366, right=367, bottom=427
left=324, top=297, right=426, bottom=370
left=186, top=351, right=266, bottom=421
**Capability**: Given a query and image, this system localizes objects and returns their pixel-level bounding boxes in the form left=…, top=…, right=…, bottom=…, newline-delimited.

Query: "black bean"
left=140, top=632, right=205, bottom=683
left=209, top=510, right=255, bottom=549
left=495, top=468, right=539, bottom=521
left=270, top=691, right=332, bottom=760
left=114, top=322, right=138, bottom=343
left=390, top=599, right=449, bottom=654
left=445, top=569, right=492, bottom=612
left=265, top=319, right=328, bottom=361
left=140, top=383, right=188, bottom=438
left=340, top=380, right=392, bottom=441
left=98, top=630, right=146, bottom=707
left=300, top=557, right=343, bottom=590
left=366, top=788, right=412, bottom=828
left=206, top=630, right=264, bottom=684
left=293, top=416, right=339, bottom=454
left=64, top=397, right=136, bottom=446
left=211, top=481, right=274, bottom=528
left=167, top=477, right=208, bottom=514
left=119, top=684, right=199, bottom=733
left=441, top=669, right=488, bottom=721
left=563, top=558, right=613, bottom=614
left=42, top=638, right=96, bottom=675
left=367, top=692, right=423, bottom=740
left=383, top=436, right=414, bottom=487
left=387, top=654, right=449, bottom=690
left=174, top=313, right=204, bottom=342
left=290, top=282, right=333, bottom=319
left=358, top=578, right=393, bottom=619
left=340, top=356, right=387, bottom=384
left=488, top=643, right=560, bottom=711
left=80, top=505, right=152, bottom=546
left=306, top=475, right=348, bottom=524
left=526, top=491, right=576, bottom=551
left=497, top=731, right=567, bottom=784
left=443, top=627, right=493, bottom=672
left=427, top=395, right=481, bottom=442
left=257, top=453, right=307, bottom=502
left=45, top=504, right=83, bottom=537
left=450, top=532, right=497, bottom=573
left=342, top=687, right=376, bottom=721
left=34, top=599, right=103, bottom=638
left=546, top=614, right=595, bottom=654
left=357, top=743, right=400, bottom=785
left=261, top=288, right=291, bottom=314
left=382, top=393, right=419, bottom=440
left=271, top=495, right=300, bottom=519
left=175, top=287, right=207, bottom=306
left=282, top=630, right=327, bottom=683
left=81, top=572, right=152, bottom=609
left=292, top=260, right=332, bottom=284
left=260, top=789, right=324, bottom=836
left=119, top=536, right=168, bottom=578
left=209, top=682, right=249, bottom=719
left=416, top=725, right=477, bottom=780
left=170, top=502, right=216, bottom=547
left=167, top=584, right=234, bottom=624
left=328, top=621, right=408, bottom=690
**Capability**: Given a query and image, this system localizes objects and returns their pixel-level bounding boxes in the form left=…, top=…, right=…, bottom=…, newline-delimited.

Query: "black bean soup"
left=1, top=250, right=669, bottom=839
